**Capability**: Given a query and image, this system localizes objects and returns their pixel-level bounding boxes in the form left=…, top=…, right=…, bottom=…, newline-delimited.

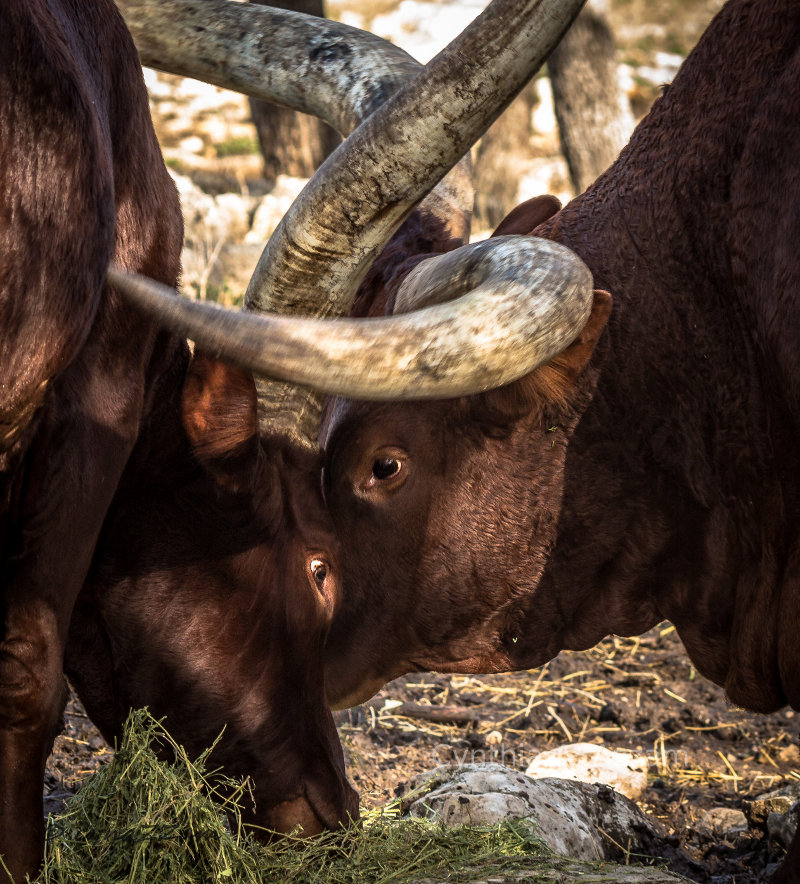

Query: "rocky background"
left=146, top=0, right=725, bottom=306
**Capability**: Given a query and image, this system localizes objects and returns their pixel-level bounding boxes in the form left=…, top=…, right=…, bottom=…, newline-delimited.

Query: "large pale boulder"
left=525, top=742, right=649, bottom=800
left=402, top=763, right=662, bottom=862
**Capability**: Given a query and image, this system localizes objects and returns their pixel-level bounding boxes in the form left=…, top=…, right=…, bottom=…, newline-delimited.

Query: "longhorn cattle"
left=3, top=0, right=589, bottom=879
left=92, top=0, right=800, bottom=877
left=50, top=0, right=800, bottom=879
left=317, top=0, right=800, bottom=879
left=0, top=1, right=361, bottom=877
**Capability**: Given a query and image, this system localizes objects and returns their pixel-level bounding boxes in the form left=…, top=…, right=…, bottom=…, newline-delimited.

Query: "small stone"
left=744, top=782, right=800, bottom=827
left=178, top=135, right=205, bottom=156
left=694, top=807, right=748, bottom=839
left=768, top=804, right=800, bottom=849
left=776, top=744, right=800, bottom=765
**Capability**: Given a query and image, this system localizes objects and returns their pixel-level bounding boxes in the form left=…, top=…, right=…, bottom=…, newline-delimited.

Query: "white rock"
left=370, top=0, right=484, bottom=63
left=402, top=763, right=661, bottom=861
left=171, top=172, right=252, bottom=241
left=532, top=78, right=556, bottom=135
left=178, top=135, right=205, bottom=157
left=525, top=742, right=649, bottom=800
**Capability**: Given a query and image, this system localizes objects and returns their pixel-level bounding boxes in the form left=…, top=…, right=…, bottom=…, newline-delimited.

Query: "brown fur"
left=67, top=363, right=357, bottom=841
left=0, top=2, right=182, bottom=876
left=321, top=2, right=800, bottom=880
left=0, top=3, right=354, bottom=879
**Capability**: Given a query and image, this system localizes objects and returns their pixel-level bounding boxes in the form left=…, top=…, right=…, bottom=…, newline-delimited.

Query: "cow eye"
left=309, top=558, right=328, bottom=584
left=372, top=457, right=401, bottom=481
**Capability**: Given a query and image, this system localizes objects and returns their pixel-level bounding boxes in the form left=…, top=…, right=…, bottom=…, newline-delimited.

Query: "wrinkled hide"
left=322, top=4, right=800, bottom=877
left=325, top=0, right=800, bottom=714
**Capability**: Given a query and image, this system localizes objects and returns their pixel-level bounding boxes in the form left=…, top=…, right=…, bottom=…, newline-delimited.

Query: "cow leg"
left=0, top=604, right=67, bottom=882
left=0, top=379, right=142, bottom=882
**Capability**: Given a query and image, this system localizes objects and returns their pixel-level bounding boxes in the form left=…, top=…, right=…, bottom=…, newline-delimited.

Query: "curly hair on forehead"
left=349, top=209, right=464, bottom=319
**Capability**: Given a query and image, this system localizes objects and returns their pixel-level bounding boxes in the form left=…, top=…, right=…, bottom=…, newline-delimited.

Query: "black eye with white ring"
left=372, top=456, right=401, bottom=481
left=310, top=558, right=328, bottom=585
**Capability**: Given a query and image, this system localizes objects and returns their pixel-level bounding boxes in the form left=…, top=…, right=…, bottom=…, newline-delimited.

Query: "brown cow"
left=0, top=1, right=362, bottom=878
left=1, top=1, right=182, bottom=876
left=64, top=0, right=800, bottom=878
left=320, top=0, right=800, bottom=707
left=317, top=0, right=800, bottom=879
left=3, top=0, right=586, bottom=880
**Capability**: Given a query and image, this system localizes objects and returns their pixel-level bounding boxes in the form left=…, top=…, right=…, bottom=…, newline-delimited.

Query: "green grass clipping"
left=39, top=709, right=548, bottom=884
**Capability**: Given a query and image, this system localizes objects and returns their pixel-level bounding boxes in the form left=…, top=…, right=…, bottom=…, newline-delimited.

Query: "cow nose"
left=269, top=794, right=328, bottom=837
left=269, top=778, right=359, bottom=836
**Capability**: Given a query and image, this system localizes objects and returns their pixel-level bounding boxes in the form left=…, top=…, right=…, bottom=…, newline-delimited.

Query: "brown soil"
left=48, top=623, right=799, bottom=882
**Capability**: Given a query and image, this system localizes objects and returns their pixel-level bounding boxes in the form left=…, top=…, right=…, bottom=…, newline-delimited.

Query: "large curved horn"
left=118, top=0, right=587, bottom=444
left=122, top=0, right=585, bottom=312
left=119, top=0, right=474, bottom=442
left=118, top=0, right=473, bottom=260
left=109, top=238, right=592, bottom=399
left=118, top=0, right=421, bottom=139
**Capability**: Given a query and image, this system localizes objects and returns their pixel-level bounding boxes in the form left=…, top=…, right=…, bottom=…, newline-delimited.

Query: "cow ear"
left=474, top=290, right=612, bottom=427
left=491, top=194, right=562, bottom=237
left=182, top=351, right=258, bottom=475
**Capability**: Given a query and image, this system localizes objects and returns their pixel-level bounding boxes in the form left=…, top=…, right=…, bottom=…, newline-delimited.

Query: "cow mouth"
left=268, top=776, right=358, bottom=836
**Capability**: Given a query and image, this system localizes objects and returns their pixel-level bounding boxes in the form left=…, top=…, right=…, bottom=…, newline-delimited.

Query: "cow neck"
left=517, top=0, right=800, bottom=713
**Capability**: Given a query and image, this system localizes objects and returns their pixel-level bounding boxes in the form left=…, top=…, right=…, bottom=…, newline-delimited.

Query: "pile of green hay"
left=38, top=710, right=549, bottom=884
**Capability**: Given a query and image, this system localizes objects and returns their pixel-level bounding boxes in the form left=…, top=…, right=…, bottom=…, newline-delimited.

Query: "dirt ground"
left=48, top=622, right=800, bottom=882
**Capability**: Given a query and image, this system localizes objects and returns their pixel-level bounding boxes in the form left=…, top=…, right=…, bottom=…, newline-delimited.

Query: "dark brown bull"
left=0, top=1, right=365, bottom=877
left=317, top=0, right=800, bottom=879
left=0, top=0, right=589, bottom=879
left=320, top=0, right=800, bottom=704
left=0, top=1, right=183, bottom=876
left=120, top=0, right=798, bottom=876
left=49, top=0, right=800, bottom=877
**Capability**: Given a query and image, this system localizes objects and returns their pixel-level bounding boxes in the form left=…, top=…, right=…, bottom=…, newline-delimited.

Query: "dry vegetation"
left=47, top=625, right=800, bottom=881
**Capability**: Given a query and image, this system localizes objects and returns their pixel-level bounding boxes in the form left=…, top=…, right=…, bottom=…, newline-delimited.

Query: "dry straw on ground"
left=36, top=710, right=556, bottom=884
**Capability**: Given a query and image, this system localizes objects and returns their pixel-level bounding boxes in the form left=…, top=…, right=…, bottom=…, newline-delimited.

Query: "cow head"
left=320, top=201, right=612, bottom=706
left=90, top=0, right=590, bottom=833
left=67, top=350, right=356, bottom=834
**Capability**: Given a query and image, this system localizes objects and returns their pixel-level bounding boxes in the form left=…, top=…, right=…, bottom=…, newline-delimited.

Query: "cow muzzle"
left=267, top=777, right=359, bottom=836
